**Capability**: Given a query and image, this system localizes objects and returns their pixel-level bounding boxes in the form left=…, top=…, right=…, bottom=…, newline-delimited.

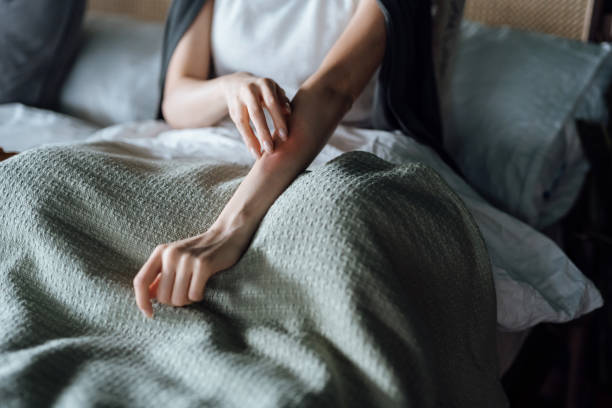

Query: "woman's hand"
left=133, top=216, right=258, bottom=318
left=222, top=72, right=292, bottom=158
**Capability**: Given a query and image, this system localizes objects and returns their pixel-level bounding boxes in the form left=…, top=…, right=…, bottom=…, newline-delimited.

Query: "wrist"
left=219, top=74, right=236, bottom=102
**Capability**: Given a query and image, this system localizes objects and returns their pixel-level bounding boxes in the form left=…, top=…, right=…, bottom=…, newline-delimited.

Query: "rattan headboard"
left=88, top=0, right=595, bottom=41
left=465, top=0, right=595, bottom=41
left=88, top=0, right=171, bottom=22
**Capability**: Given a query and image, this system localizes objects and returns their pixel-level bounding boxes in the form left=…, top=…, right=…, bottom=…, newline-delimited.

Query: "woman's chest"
left=210, top=0, right=359, bottom=92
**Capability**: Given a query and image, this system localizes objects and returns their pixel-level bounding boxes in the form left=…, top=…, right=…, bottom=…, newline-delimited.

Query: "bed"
left=0, top=1, right=609, bottom=406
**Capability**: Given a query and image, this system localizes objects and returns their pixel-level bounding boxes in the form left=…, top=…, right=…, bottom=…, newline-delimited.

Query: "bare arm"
left=161, top=0, right=221, bottom=128
left=216, top=0, right=387, bottom=231
left=162, top=0, right=291, bottom=156
left=134, top=0, right=387, bottom=317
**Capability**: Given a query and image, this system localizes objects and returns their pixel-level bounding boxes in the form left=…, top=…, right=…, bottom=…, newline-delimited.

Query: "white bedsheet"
left=0, top=103, right=99, bottom=151
left=0, top=103, right=603, bottom=331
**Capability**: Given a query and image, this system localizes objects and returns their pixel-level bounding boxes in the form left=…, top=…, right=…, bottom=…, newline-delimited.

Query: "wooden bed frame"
left=88, top=0, right=597, bottom=41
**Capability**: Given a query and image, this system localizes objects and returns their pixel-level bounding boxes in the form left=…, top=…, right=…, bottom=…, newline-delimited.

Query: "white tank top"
left=211, top=0, right=379, bottom=127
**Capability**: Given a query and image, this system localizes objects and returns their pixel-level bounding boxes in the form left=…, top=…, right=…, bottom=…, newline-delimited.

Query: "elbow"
left=161, top=96, right=184, bottom=129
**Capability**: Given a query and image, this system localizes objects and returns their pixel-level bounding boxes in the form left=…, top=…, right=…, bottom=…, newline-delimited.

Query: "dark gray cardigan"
left=158, top=0, right=457, bottom=170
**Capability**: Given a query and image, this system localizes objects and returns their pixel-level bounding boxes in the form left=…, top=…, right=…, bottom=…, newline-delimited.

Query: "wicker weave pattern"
left=88, top=0, right=171, bottom=21
left=465, top=0, right=594, bottom=41
left=87, top=0, right=593, bottom=41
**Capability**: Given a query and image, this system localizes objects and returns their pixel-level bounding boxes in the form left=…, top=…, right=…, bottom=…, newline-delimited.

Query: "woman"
left=133, top=0, right=443, bottom=318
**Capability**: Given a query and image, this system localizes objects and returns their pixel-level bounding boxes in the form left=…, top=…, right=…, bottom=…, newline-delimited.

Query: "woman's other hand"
left=161, top=0, right=291, bottom=150
left=222, top=72, right=291, bottom=158
left=133, top=216, right=257, bottom=318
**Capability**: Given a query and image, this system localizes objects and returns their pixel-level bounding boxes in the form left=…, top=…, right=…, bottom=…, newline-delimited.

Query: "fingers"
left=137, top=243, right=214, bottom=316
left=171, top=255, right=193, bottom=307
left=259, top=79, right=289, bottom=142
left=148, top=273, right=161, bottom=299
left=133, top=245, right=164, bottom=318
left=230, top=102, right=261, bottom=159
left=278, top=86, right=292, bottom=115
left=228, top=76, right=292, bottom=159
left=156, top=247, right=178, bottom=306
left=188, top=258, right=212, bottom=302
left=135, top=224, right=249, bottom=318
left=243, top=88, right=274, bottom=154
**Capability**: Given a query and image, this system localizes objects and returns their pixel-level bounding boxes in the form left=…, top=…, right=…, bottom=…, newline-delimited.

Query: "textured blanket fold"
left=0, top=143, right=507, bottom=407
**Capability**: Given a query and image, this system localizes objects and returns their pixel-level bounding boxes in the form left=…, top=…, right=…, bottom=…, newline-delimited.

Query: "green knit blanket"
left=0, top=143, right=507, bottom=407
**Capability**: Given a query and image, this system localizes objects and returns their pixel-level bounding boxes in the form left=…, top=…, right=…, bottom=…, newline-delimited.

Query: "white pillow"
left=0, top=103, right=98, bottom=152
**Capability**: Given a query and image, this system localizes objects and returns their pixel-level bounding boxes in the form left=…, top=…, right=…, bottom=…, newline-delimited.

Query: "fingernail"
left=250, top=147, right=258, bottom=159
left=263, top=141, right=273, bottom=153
left=279, top=128, right=287, bottom=141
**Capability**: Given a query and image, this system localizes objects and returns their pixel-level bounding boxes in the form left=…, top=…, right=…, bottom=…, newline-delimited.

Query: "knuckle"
left=161, top=249, right=172, bottom=261
left=238, top=86, right=249, bottom=98
left=260, top=77, right=273, bottom=88
left=228, top=106, right=238, bottom=120
left=168, top=245, right=181, bottom=256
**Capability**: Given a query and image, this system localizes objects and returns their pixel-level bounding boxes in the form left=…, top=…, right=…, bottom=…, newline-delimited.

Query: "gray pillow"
left=0, top=0, right=85, bottom=109
left=445, top=21, right=612, bottom=228
left=59, top=14, right=164, bottom=126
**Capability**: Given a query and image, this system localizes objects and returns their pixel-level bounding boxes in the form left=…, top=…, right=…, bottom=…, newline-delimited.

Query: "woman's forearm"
left=162, top=76, right=230, bottom=129
left=213, top=83, right=352, bottom=231
left=214, top=0, right=386, bottom=231
left=134, top=0, right=388, bottom=314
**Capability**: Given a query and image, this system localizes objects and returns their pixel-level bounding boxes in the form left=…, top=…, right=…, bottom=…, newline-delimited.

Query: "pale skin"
left=133, top=0, right=387, bottom=318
